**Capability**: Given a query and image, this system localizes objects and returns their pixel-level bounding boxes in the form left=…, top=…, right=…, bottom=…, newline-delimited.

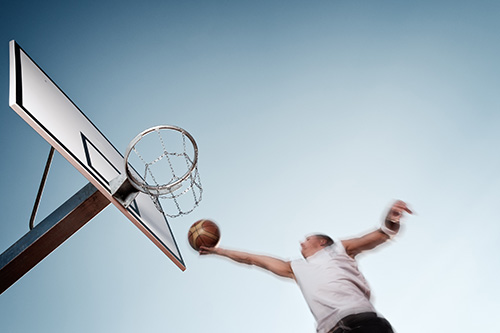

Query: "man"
left=200, top=200, right=412, bottom=333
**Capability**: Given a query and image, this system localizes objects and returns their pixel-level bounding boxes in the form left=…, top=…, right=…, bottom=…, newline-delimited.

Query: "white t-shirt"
left=291, top=242, right=375, bottom=333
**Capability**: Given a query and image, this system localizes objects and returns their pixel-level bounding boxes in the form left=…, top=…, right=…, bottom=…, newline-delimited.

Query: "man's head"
left=300, top=234, right=334, bottom=258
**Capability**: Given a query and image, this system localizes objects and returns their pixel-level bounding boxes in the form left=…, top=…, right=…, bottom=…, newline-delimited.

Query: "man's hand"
left=199, top=246, right=221, bottom=255
left=385, top=200, right=413, bottom=224
left=380, top=200, right=413, bottom=238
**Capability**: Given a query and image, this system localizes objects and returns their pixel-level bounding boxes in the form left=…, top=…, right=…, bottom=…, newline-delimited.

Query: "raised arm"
left=199, top=246, right=295, bottom=280
left=342, top=200, right=412, bottom=258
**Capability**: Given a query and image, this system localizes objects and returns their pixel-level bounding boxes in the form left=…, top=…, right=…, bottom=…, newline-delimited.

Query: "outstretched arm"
left=342, top=200, right=412, bottom=258
left=199, top=246, right=295, bottom=280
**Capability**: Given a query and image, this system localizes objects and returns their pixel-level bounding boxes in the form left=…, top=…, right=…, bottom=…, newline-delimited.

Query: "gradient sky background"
left=1, top=1, right=499, bottom=332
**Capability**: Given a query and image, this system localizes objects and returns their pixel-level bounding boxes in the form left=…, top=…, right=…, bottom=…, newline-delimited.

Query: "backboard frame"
left=8, top=40, right=185, bottom=270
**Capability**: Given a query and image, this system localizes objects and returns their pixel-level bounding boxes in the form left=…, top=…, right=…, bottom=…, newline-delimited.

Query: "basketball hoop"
left=120, top=125, right=202, bottom=218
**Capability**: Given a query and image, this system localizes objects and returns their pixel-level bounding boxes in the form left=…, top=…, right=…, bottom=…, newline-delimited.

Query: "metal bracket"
left=110, top=174, right=140, bottom=208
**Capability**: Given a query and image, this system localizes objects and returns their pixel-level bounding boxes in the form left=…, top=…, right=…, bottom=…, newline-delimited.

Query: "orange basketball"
left=188, top=219, right=221, bottom=251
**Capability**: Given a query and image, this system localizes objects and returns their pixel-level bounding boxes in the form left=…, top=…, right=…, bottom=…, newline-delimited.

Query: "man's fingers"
left=393, top=201, right=413, bottom=215
left=199, top=246, right=217, bottom=255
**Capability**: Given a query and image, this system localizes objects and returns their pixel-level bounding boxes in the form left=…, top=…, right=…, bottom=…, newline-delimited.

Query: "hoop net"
left=124, top=125, right=202, bottom=218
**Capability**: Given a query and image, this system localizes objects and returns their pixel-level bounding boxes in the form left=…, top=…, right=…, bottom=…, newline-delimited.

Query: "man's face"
left=300, top=236, right=325, bottom=258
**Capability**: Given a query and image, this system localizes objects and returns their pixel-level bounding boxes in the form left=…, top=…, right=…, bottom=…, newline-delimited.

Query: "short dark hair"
left=313, top=234, right=334, bottom=247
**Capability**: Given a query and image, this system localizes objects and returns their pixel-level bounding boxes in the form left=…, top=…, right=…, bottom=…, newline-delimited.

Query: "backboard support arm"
left=29, top=146, right=55, bottom=230
left=0, top=182, right=110, bottom=294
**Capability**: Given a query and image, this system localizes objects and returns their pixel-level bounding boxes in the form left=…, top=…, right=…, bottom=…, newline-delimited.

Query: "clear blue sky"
left=1, top=1, right=499, bottom=332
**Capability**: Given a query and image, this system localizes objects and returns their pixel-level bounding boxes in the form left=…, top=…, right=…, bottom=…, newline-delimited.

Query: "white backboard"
left=8, top=40, right=185, bottom=270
